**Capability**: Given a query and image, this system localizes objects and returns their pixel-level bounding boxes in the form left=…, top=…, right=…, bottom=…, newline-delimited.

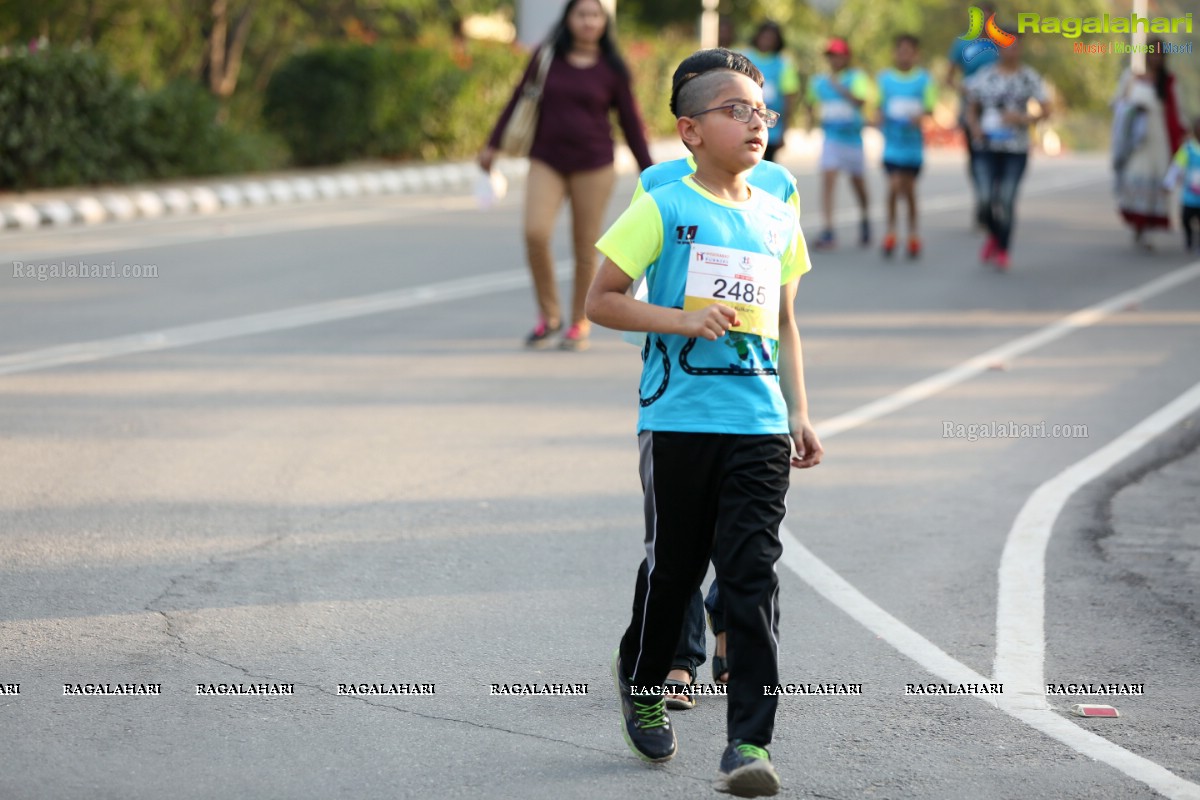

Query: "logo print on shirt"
left=675, top=225, right=698, bottom=244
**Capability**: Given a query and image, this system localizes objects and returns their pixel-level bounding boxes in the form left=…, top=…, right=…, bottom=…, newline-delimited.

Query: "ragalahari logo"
left=960, top=6, right=1016, bottom=62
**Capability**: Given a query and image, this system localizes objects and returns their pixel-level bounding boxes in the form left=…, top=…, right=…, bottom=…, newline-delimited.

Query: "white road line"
left=0, top=264, right=570, bottom=377
left=776, top=258, right=1200, bottom=798
left=995, top=380, right=1200, bottom=704
left=815, top=259, right=1200, bottom=438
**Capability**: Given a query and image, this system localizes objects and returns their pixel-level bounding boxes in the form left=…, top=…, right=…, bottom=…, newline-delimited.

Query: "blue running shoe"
left=714, top=740, right=780, bottom=797
left=611, top=650, right=676, bottom=763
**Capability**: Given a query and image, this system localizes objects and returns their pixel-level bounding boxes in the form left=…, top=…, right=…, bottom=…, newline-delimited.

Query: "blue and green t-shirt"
left=633, top=155, right=801, bottom=215
left=1172, top=140, right=1200, bottom=207
left=597, top=177, right=810, bottom=434
left=877, top=67, right=937, bottom=167
left=806, top=69, right=874, bottom=146
left=745, top=50, right=801, bottom=147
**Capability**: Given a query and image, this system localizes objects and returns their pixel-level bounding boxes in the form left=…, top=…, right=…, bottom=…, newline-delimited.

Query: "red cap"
left=824, top=37, right=850, bottom=56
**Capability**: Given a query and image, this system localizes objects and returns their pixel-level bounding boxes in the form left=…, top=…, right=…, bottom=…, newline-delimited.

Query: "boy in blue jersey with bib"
left=586, top=48, right=823, bottom=798
left=1164, top=117, right=1200, bottom=253
left=877, top=34, right=937, bottom=259
left=627, top=49, right=809, bottom=715
left=806, top=37, right=875, bottom=250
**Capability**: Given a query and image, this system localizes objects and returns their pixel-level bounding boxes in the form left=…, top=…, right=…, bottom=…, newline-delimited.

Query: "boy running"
left=586, top=49, right=823, bottom=797
left=807, top=37, right=875, bottom=250
left=877, top=34, right=937, bottom=258
left=626, top=49, right=808, bottom=711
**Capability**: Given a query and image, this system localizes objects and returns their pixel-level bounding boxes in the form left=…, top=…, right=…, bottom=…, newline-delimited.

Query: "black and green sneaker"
left=714, top=740, right=780, bottom=797
left=610, top=650, right=677, bottom=763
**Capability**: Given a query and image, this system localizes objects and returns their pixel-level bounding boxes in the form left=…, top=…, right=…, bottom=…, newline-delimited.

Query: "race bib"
left=981, top=107, right=1013, bottom=139
left=886, top=96, right=924, bottom=122
left=821, top=98, right=856, bottom=123
left=1187, top=167, right=1200, bottom=195
left=684, top=245, right=781, bottom=340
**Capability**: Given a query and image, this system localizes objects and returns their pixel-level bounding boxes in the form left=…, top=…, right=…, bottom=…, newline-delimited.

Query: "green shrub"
left=0, top=48, right=146, bottom=189
left=264, top=41, right=528, bottom=166
left=0, top=47, right=285, bottom=189
left=622, top=35, right=697, bottom=140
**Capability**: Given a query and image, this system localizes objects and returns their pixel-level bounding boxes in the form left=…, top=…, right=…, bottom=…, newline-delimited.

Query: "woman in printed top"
left=480, top=0, right=653, bottom=352
left=964, top=31, right=1050, bottom=272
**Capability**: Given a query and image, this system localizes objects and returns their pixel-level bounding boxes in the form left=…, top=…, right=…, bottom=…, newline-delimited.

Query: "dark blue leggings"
left=972, top=150, right=1028, bottom=251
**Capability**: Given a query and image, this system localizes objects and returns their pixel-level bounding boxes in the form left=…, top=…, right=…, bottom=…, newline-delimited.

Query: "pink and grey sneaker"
left=558, top=323, right=590, bottom=352
left=524, top=318, right=561, bottom=349
left=980, top=236, right=998, bottom=264
left=993, top=250, right=1010, bottom=272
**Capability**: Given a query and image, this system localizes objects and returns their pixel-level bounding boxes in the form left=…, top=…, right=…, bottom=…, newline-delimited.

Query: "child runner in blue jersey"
left=586, top=48, right=823, bottom=798
left=877, top=34, right=937, bottom=259
left=1164, top=117, right=1200, bottom=253
left=807, top=37, right=875, bottom=250
left=745, top=21, right=801, bottom=164
left=626, top=50, right=808, bottom=713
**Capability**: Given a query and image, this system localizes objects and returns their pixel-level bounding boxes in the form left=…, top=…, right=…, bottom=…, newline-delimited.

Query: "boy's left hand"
left=790, top=421, right=824, bottom=469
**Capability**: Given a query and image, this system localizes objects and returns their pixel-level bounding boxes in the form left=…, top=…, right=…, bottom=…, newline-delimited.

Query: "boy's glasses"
left=689, top=102, right=780, bottom=128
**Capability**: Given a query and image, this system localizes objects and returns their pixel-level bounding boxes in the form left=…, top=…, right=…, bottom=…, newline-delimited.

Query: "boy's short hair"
left=894, top=33, right=920, bottom=49
left=670, top=48, right=764, bottom=118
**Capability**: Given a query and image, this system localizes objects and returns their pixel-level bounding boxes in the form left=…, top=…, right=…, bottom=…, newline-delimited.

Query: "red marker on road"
left=1070, top=704, right=1120, bottom=718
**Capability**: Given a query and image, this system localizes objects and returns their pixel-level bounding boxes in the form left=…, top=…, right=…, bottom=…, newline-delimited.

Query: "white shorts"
left=820, top=139, right=865, bottom=176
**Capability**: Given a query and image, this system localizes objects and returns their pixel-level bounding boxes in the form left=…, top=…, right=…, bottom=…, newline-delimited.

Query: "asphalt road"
left=1, top=149, right=1198, bottom=800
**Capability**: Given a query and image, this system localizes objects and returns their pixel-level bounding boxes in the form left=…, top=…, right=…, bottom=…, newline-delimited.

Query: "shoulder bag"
left=499, top=45, right=555, bottom=157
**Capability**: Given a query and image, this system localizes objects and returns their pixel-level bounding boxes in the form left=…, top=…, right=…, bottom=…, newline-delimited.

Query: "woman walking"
left=964, top=33, right=1050, bottom=271
left=480, top=0, right=653, bottom=351
left=1111, top=38, right=1187, bottom=249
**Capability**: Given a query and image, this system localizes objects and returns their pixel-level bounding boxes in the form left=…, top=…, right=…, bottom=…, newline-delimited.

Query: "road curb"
left=0, top=159, right=530, bottom=233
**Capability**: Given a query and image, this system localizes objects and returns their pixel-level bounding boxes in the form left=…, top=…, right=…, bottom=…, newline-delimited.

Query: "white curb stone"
left=398, top=170, right=421, bottom=192
left=266, top=179, right=295, bottom=203
left=133, top=191, right=166, bottom=218
left=71, top=197, right=108, bottom=225
left=37, top=200, right=76, bottom=226
left=241, top=182, right=271, bottom=206
left=214, top=184, right=244, bottom=208
left=380, top=170, right=404, bottom=194
left=7, top=203, right=43, bottom=229
left=160, top=188, right=193, bottom=215
left=358, top=172, right=383, bottom=195
left=291, top=178, right=318, bottom=202
left=336, top=174, right=362, bottom=197
left=189, top=187, right=222, bottom=214
left=315, top=175, right=341, bottom=199
left=100, top=194, right=138, bottom=221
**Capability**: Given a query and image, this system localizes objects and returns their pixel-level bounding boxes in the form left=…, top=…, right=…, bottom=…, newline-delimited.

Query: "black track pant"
left=618, top=430, right=790, bottom=746
left=1183, top=204, right=1200, bottom=250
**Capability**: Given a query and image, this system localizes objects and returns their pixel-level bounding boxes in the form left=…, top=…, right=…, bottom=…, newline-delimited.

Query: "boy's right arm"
left=586, top=260, right=739, bottom=340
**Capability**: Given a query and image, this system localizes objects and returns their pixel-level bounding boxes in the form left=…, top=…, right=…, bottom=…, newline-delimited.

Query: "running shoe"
left=611, top=650, right=677, bottom=763
left=907, top=236, right=922, bottom=259
left=881, top=232, right=897, bottom=258
left=993, top=249, right=1010, bottom=272
left=714, top=741, right=781, bottom=797
left=980, top=236, right=998, bottom=264
left=859, top=219, right=871, bottom=247
left=558, top=323, right=589, bottom=352
left=813, top=229, right=836, bottom=251
left=524, top=318, right=561, bottom=349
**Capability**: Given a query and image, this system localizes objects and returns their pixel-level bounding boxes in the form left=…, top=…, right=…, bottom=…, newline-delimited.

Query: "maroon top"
left=488, top=47, right=654, bottom=174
